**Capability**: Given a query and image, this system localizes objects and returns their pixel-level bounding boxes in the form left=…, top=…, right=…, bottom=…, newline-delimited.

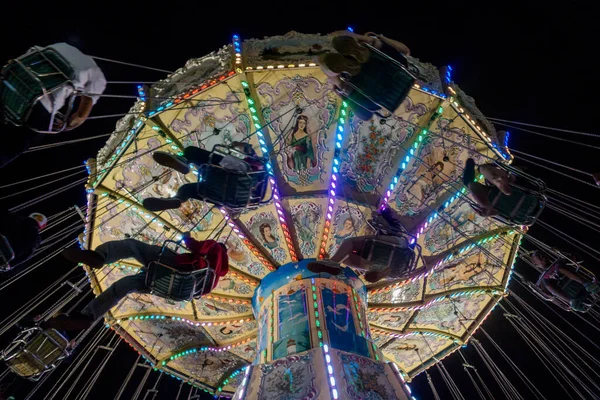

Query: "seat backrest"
left=344, top=44, right=416, bottom=113
left=5, top=329, right=69, bottom=379
left=361, top=237, right=416, bottom=277
left=146, top=262, right=208, bottom=302
left=1, top=48, right=74, bottom=124
left=194, top=268, right=216, bottom=298
left=0, top=235, right=15, bottom=269
left=199, top=165, right=266, bottom=208
left=559, top=278, right=587, bottom=299
left=488, top=186, right=545, bottom=226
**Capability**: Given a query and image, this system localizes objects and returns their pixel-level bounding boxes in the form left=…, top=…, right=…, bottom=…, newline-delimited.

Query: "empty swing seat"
left=339, top=43, right=416, bottom=115
left=0, top=234, right=15, bottom=272
left=559, top=278, right=587, bottom=300
left=359, top=235, right=419, bottom=279
left=2, top=328, right=71, bottom=381
left=488, top=186, right=545, bottom=226
left=0, top=46, right=75, bottom=132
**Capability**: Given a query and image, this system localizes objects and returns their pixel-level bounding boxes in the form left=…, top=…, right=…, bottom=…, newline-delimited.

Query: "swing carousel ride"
left=3, top=30, right=600, bottom=400
left=76, top=31, right=520, bottom=396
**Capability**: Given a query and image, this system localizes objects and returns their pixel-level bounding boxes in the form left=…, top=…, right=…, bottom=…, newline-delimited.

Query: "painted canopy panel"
left=383, top=334, right=455, bottom=374
left=340, top=89, right=439, bottom=194
left=409, top=292, right=493, bottom=337
left=253, top=68, right=338, bottom=194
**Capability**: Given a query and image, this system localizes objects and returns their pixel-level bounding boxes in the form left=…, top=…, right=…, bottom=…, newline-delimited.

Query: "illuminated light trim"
left=448, top=101, right=512, bottom=161
left=108, top=262, right=142, bottom=273
left=390, top=362, right=416, bottom=398
left=136, top=86, right=147, bottom=114
left=236, top=365, right=252, bottom=399
left=246, top=62, right=317, bottom=70
left=232, top=34, right=243, bottom=68
left=162, top=337, right=255, bottom=365
left=323, top=345, right=338, bottom=399
left=444, top=65, right=453, bottom=84
left=319, top=100, right=348, bottom=258
left=408, top=187, right=467, bottom=239
left=203, top=294, right=252, bottom=304
left=411, top=84, right=447, bottom=100
left=227, top=271, right=260, bottom=286
left=144, top=70, right=236, bottom=118
left=501, top=130, right=513, bottom=159
left=382, top=129, right=429, bottom=207
left=369, top=287, right=502, bottom=312
left=216, top=365, right=248, bottom=394
left=502, top=231, right=522, bottom=291
left=240, top=81, right=297, bottom=262
left=311, top=278, right=324, bottom=346
left=122, top=314, right=253, bottom=326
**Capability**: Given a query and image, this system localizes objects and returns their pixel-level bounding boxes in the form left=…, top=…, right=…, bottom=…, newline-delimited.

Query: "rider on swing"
left=44, top=235, right=228, bottom=331
left=530, top=250, right=599, bottom=311
left=142, top=142, right=265, bottom=212
left=0, top=211, right=46, bottom=271
left=308, top=206, right=439, bottom=282
left=462, top=158, right=516, bottom=217
left=1, top=43, right=107, bottom=168
left=320, top=32, right=411, bottom=121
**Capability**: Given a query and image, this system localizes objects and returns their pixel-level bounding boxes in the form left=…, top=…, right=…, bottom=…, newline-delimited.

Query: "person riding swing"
left=44, top=235, right=228, bottom=331
left=1, top=43, right=107, bottom=168
left=462, top=158, right=545, bottom=226
left=142, top=142, right=268, bottom=212
left=320, top=31, right=415, bottom=121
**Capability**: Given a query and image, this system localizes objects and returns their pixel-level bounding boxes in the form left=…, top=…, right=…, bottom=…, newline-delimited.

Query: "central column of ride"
left=233, top=260, right=411, bottom=400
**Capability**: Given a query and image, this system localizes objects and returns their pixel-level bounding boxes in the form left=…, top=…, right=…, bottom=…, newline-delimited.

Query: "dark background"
left=1, top=2, right=598, bottom=399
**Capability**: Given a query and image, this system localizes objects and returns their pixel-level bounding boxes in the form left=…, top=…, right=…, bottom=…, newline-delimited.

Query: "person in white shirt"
left=0, top=43, right=106, bottom=168
left=33, top=43, right=107, bottom=130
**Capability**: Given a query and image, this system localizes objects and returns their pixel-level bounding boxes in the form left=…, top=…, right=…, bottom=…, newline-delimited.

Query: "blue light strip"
left=383, top=129, right=428, bottom=207
left=445, top=65, right=452, bottom=83
left=319, top=101, right=349, bottom=257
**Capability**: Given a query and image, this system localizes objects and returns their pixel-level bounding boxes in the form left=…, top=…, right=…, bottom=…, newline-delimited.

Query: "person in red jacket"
left=44, top=236, right=228, bottom=331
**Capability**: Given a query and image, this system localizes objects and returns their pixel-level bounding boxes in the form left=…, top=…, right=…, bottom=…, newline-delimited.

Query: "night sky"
left=1, top=3, right=598, bottom=399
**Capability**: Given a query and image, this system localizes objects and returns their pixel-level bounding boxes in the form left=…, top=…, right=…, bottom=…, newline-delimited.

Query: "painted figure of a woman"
left=286, top=115, right=317, bottom=172
left=260, top=223, right=279, bottom=250
left=333, top=217, right=355, bottom=245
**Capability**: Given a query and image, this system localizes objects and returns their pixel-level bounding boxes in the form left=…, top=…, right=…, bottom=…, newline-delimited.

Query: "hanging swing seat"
left=485, top=162, right=547, bottom=227
left=487, top=186, right=546, bottom=226
left=359, top=233, right=421, bottom=279
left=145, top=240, right=216, bottom=301
left=0, top=46, right=76, bottom=133
left=368, top=215, right=406, bottom=236
left=531, top=261, right=599, bottom=312
left=1, top=327, right=71, bottom=381
left=195, top=144, right=271, bottom=211
left=0, top=234, right=15, bottom=272
left=336, top=42, right=416, bottom=119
